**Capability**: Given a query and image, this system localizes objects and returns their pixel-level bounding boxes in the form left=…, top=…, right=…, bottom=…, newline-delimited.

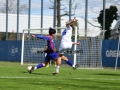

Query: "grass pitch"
left=0, top=61, right=120, bottom=90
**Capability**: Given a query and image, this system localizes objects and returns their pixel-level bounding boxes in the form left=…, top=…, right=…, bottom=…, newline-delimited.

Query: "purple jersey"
left=35, top=35, right=55, bottom=54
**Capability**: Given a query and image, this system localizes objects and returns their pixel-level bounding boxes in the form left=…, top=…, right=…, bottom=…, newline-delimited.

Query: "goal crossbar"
left=23, top=27, right=66, bottom=32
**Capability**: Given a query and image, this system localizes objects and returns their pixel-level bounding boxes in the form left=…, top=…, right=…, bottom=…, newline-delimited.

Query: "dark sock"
left=36, top=63, right=43, bottom=69
left=65, top=60, right=73, bottom=66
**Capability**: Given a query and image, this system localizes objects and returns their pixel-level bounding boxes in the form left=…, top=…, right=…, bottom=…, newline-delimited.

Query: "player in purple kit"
left=28, top=27, right=58, bottom=73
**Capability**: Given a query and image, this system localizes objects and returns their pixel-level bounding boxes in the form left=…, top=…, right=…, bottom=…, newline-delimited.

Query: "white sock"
left=34, top=66, right=37, bottom=70
left=72, top=64, right=75, bottom=67
left=56, top=66, right=60, bottom=73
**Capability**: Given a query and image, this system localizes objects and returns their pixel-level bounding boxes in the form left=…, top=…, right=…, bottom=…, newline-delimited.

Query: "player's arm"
left=66, top=17, right=76, bottom=28
left=32, top=34, right=50, bottom=41
left=72, top=42, right=80, bottom=45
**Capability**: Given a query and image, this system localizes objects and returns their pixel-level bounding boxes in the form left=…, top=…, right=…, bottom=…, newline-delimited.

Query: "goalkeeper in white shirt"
left=52, top=17, right=80, bottom=75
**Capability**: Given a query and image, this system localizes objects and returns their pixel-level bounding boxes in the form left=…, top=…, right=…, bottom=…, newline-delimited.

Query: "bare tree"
left=60, top=0, right=80, bottom=16
left=0, top=0, right=28, bottom=14
left=49, top=0, right=80, bottom=30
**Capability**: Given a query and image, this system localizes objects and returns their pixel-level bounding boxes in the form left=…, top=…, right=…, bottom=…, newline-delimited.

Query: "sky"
left=0, top=0, right=120, bottom=33
left=30, top=0, right=102, bottom=18
left=19, top=0, right=120, bottom=19
left=0, top=0, right=120, bottom=19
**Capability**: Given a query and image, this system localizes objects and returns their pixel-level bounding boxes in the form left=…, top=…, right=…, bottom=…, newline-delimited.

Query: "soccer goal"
left=21, top=27, right=106, bottom=69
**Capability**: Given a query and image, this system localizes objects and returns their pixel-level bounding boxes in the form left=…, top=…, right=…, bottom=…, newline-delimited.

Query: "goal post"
left=73, top=26, right=77, bottom=65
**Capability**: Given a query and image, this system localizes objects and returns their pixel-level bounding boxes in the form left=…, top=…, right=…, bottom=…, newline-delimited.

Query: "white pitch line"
left=0, top=76, right=120, bottom=81
left=74, top=78, right=120, bottom=81
left=77, top=68, right=103, bottom=69
left=0, top=76, right=43, bottom=79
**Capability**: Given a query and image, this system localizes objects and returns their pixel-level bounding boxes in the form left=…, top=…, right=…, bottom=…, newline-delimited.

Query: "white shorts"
left=59, top=41, right=72, bottom=51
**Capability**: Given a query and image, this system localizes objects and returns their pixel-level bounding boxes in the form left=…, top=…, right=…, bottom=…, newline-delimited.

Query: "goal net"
left=76, top=29, right=106, bottom=68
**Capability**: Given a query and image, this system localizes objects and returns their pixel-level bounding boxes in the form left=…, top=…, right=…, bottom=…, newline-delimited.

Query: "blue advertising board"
left=102, top=40, right=120, bottom=67
left=0, top=41, right=21, bottom=62
left=0, top=40, right=120, bottom=67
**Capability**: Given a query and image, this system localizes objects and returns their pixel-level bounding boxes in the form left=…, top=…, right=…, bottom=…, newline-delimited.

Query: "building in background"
left=0, top=13, right=101, bottom=33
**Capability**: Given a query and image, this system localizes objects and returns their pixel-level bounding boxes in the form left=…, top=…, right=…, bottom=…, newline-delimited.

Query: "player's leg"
left=46, top=61, right=50, bottom=67
left=34, top=55, right=50, bottom=69
left=52, top=53, right=78, bottom=75
left=28, top=54, right=50, bottom=73
left=52, top=41, right=78, bottom=75
left=52, top=54, right=62, bottom=75
left=54, top=60, right=57, bottom=67
left=52, top=53, right=77, bottom=75
left=45, top=53, right=50, bottom=67
left=52, top=42, right=68, bottom=75
left=61, top=41, right=79, bottom=69
left=61, top=55, right=79, bottom=70
left=46, top=60, right=56, bottom=67
left=50, top=53, right=60, bottom=75
left=28, top=62, right=47, bottom=73
left=34, top=62, right=47, bottom=70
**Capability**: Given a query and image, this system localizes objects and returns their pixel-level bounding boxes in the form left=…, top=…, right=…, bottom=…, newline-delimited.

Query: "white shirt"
left=61, top=26, right=72, bottom=42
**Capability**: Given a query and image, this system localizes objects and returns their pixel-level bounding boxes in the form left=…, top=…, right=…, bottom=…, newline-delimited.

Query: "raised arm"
left=66, top=17, right=76, bottom=28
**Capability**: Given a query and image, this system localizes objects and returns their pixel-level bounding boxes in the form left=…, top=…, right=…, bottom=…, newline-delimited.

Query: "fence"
left=0, top=0, right=111, bottom=40
left=0, top=40, right=120, bottom=67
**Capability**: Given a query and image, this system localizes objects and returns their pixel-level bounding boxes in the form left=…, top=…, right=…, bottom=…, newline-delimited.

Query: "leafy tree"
left=0, top=32, right=10, bottom=40
left=97, top=5, right=118, bottom=39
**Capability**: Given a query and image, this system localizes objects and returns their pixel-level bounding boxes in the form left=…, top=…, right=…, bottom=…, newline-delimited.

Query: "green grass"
left=0, top=61, right=120, bottom=90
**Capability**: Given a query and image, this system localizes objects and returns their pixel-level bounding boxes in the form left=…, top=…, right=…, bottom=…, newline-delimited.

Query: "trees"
left=97, top=5, right=118, bottom=39
left=0, top=0, right=28, bottom=40
left=0, top=0, right=28, bottom=14
left=49, top=0, right=79, bottom=32
left=106, top=0, right=120, bottom=15
left=90, top=0, right=120, bottom=17
left=49, top=0, right=79, bottom=40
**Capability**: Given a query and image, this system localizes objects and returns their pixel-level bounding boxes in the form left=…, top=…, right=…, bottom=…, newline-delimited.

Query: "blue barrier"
left=102, top=40, right=120, bottom=67
left=0, top=41, right=21, bottom=62
left=0, top=40, right=120, bottom=67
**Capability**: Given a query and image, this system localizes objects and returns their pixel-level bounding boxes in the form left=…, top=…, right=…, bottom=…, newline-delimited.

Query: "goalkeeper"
left=28, top=27, right=58, bottom=73
left=52, top=17, right=80, bottom=75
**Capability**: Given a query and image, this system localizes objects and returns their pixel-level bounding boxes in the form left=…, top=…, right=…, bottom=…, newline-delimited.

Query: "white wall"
left=0, top=13, right=101, bottom=35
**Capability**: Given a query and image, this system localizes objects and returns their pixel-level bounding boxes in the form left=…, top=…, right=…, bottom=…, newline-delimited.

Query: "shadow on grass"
left=95, top=73, right=120, bottom=76
left=29, top=79, right=118, bottom=90
left=22, top=71, right=50, bottom=76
